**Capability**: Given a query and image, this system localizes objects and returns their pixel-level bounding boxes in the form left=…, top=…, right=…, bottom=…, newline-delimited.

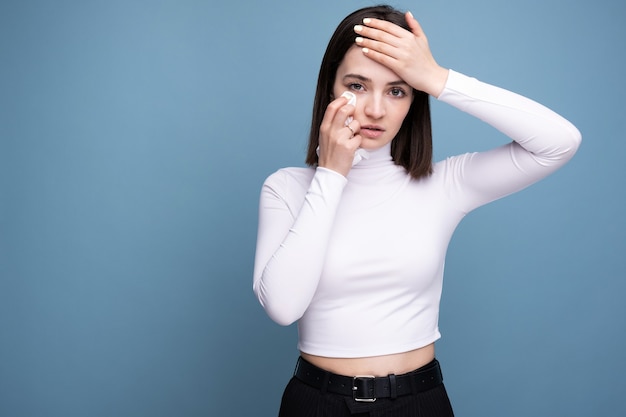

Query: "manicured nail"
left=355, top=36, right=363, bottom=44
left=363, top=18, right=371, bottom=24
left=407, top=11, right=414, bottom=19
left=362, top=47, right=369, bottom=54
left=354, top=25, right=363, bottom=32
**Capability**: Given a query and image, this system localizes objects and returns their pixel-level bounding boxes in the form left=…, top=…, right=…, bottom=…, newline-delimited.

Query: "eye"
left=389, top=87, right=407, bottom=97
left=348, top=83, right=365, bottom=92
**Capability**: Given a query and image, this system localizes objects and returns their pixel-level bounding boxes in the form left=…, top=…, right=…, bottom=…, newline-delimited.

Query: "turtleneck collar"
left=353, top=142, right=393, bottom=167
left=347, top=142, right=406, bottom=184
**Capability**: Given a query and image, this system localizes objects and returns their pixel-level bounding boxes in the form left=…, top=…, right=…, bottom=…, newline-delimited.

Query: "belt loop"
left=388, top=374, right=397, bottom=399
left=293, top=357, right=302, bottom=376
left=409, top=371, right=418, bottom=394
left=320, top=371, right=330, bottom=394
left=436, top=360, right=443, bottom=382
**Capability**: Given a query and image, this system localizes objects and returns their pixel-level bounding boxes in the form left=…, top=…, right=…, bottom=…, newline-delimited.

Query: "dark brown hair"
left=305, top=5, right=433, bottom=179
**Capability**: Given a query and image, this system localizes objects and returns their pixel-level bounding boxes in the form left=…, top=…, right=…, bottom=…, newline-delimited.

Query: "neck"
left=347, top=142, right=403, bottom=184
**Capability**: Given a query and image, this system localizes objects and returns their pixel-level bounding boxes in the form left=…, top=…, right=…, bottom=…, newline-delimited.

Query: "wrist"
left=427, top=67, right=450, bottom=98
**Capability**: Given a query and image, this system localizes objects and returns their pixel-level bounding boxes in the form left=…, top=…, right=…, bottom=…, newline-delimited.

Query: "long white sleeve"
left=437, top=70, right=582, bottom=212
left=253, top=167, right=347, bottom=325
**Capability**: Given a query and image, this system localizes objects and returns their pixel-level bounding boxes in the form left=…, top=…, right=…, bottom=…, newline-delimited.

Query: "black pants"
left=278, top=362, right=455, bottom=417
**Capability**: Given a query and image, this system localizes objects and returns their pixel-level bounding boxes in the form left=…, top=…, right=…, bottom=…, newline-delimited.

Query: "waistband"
left=293, top=356, right=443, bottom=402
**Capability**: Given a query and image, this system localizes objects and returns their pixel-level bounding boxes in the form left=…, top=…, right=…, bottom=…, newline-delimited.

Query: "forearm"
left=438, top=70, right=582, bottom=160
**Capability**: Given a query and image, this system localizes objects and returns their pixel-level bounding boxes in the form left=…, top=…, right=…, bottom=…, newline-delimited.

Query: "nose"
left=363, top=94, right=386, bottom=120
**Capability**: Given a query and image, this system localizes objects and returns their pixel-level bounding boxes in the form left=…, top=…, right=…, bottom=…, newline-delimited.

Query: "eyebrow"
left=342, top=73, right=409, bottom=87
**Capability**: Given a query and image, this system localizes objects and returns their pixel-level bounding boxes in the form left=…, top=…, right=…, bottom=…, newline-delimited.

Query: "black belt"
left=293, top=357, right=443, bottom=402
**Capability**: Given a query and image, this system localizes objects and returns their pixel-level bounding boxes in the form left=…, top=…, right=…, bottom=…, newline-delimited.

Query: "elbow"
left=561, top=125, right=582, bottom=163
left=574, top=129, right=582, bottom=150
left=253, top=283, right=302, bottom=326
left=567, top=124, right=582, bottom=155
left=562, top=119, right=583, bottom=158
left=547, top=121, right=582, bottom=164
left=265, top=305, right=301, bottom=327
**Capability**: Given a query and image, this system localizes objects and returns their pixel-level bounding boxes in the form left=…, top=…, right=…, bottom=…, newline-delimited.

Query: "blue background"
left=1, top=0, right=624, bottom=416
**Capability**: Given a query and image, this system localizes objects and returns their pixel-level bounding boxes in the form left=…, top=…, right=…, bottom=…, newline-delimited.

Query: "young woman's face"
left=333, top=46, right=413, bottom=150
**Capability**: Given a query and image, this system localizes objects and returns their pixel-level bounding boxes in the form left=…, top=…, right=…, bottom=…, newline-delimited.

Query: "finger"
left=320, top=96, right=351, bottom=133
left=345, top=124, right=355, bottom=138
left=355, top=25, right=401, bottom=50
left=334, top=100, right=355, bottom=129
left=346, top=120, right=360, bottom=138
left=360, top=46, right=397, bottom=69
left=360, top=17, right=408, bottom=39
left=405, top=11, right=425, bottom=37
left=355, top=36, right=399, bottom=59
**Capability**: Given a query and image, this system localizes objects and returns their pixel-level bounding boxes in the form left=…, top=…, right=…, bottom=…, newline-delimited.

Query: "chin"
left=360, top=139, right=392, bottom=151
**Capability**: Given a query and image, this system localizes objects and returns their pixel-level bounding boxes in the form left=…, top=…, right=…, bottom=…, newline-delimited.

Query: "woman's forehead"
left=335, top=46, right=404, bottom=85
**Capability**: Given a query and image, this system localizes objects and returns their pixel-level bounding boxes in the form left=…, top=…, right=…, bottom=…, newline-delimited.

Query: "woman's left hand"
left=355, top=11, right=449, bottom=98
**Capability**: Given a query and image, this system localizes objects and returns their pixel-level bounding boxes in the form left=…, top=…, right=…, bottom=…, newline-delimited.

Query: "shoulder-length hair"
left=305, top=5, right=433, bottom=179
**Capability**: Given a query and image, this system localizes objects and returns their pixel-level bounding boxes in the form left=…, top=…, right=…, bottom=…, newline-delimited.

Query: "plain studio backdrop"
left=1, top=0, right=624, bottom=416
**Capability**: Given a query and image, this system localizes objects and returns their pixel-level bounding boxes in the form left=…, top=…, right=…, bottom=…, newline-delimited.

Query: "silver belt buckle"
left=352, top=375, right=376, bottom=402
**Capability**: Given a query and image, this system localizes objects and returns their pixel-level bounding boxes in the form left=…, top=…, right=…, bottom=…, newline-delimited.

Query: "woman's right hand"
left=355, top=12, right=449, bottom=98
left=317, top=95, right=362, bottom=177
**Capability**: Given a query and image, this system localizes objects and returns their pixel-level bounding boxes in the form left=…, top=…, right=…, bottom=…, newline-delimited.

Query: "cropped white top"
left=253, top=70, right=581, bottom=358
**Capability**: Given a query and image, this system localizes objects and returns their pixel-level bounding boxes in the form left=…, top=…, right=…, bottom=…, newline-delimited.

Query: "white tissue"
left=315, top=146, right=369, bottom=167
left=341, top=91, right=356, bottom=126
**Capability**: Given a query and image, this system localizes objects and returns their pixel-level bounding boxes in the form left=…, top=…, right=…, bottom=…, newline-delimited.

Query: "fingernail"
left=355, top=36, right=363, bottom=44
left=354, top=25, right=363, bottom=32
left=363, top=18, right=371, bottom=24
left=362, top=47, right=369, bottom=54
left=407, top=11, right=414, bottom=18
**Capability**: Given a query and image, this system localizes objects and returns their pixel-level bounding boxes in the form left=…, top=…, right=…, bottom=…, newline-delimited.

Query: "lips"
left=360, top=125, right=385, bottom=139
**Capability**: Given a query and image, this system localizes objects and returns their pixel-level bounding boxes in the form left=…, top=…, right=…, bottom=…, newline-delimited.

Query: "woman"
left=253, top=5, right=581, bottom=416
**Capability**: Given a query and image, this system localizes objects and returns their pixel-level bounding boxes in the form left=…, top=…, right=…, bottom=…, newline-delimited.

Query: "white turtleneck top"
left=253, top=70, right=581, bottom=358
